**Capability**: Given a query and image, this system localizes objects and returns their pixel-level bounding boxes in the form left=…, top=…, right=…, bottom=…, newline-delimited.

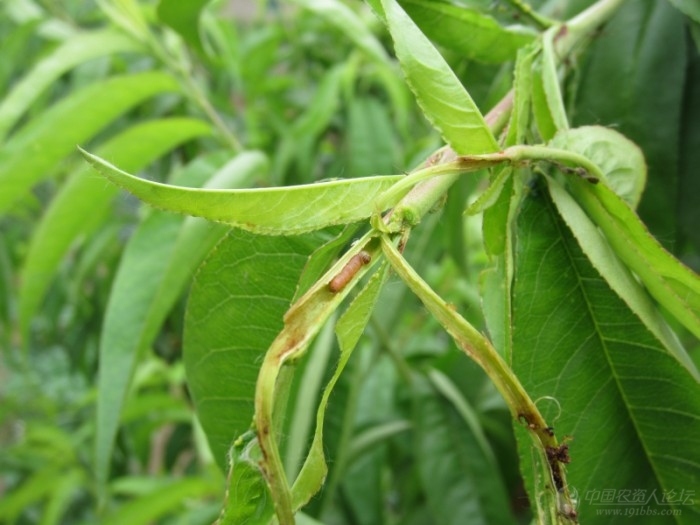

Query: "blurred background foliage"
left=0, top=0, right=698, bottom=524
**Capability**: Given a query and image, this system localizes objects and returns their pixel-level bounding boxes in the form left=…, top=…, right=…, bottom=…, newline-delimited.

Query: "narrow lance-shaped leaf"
left=0, top=29, right=144, bottom=141
left=0, top=71, right=180, bottom=214
left=381, top=235, right=576, bottom=522
left=253, top=234, right=384, bottom=521
left=291, top=263, right=389, bottom=509
left=80, top=149, right=406, bottom=234
left=95, top=150, right=262, bottom=488
left=291, top=0, right=388, bottom=64
left=544, top=127, right=700, bottom=339
left=546, top=177, right=697, bottom=377
left=379, top=0, right=499, bottom=155
left=570, top=175, right=700, bottom=340
left=540, top=27, right=569, bottom=132
left=18, top=118, right=212, bottom=338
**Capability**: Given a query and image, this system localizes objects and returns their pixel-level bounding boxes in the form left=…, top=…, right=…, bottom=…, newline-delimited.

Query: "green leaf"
left=80, top=149, right=406, bottom=234
left=548, top=125, right=646, bottom=209
left=0, top=71, right=180, bottom=214
left=567, top=174, right=700, bottom=340
left=346, top=97, right=397, bottom=178
left=539, top=28, right=568, bottom=133
left=379, top=0, right=499, bottom=155
left=414, top=375, right=515, bottom=525
left=512, top=187, right=700, bottom=524
left=504, top=42, right=538, bottom=147
left=0, top=467, right=65, bottom=521
left=546, top=177, right=698, bottom=378
left=183, top=230, right=320, bottom=470
left=0, top=29, right=143, bottom=141
left=18, top=118, right=212, bottom=338
left=667, top=0, right=700, bottom=22
left=283, top=318, right=337, bottom=482
left=531, top=60, right=557, bottom=142
left=102, top=478, right=218, bottom=525
left=291, top=0, right=389, bottom=64
left=399, top=0, right=535, bottom=63
left=216, top=431, right=274, bottom=525
left=291, top=263, right=388, bottom=509
left=156, top=0, right=211, bottom=53
left=273, top=64, right=346, bottom=183
left=94, top=150, right=264, bottom=487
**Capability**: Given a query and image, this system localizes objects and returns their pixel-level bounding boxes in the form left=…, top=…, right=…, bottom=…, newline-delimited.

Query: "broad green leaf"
left=566, top=174, right=700, bottom=340
left=18, top=118, right=212, bottom=338
left=399, top=0, right=535, bottom=63
left=101, top=478, right=218, bottom=525
left=512, top=188, right=700, bottom=524
left=291, top=0, right=389, bottom=64
left=549, top=125, right=646, bottom=209
left=0, top=71, right=180, bottom=214
left=379, top=0, right=499, bottom=155
left=216, top=431, right=274, bottom=525
left=156, top=0, right=211, bottom=53
left=414, top=375, right=515, bottom=525
left=0, top=29, right=143, bottom=141
left=291, top=263, right=388, bottom=509
left=95, top=150, right=263, bottom=487
left=667, top=0, right=700, bottom=22
left=574, top=1, right=686, bottom=246
left=80, top=149, right=406, bottom=234
left=183, top=229, right=320, bottom=470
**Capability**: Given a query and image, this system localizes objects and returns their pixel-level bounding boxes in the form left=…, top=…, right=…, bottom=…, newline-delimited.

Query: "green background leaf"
left=0, top=71, right=180, bottom=214
left=94, top=150, right=265, bottom=487
left=18, top=118, right=211, bottom=338
left=156, top=0, right=211, bottom=53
